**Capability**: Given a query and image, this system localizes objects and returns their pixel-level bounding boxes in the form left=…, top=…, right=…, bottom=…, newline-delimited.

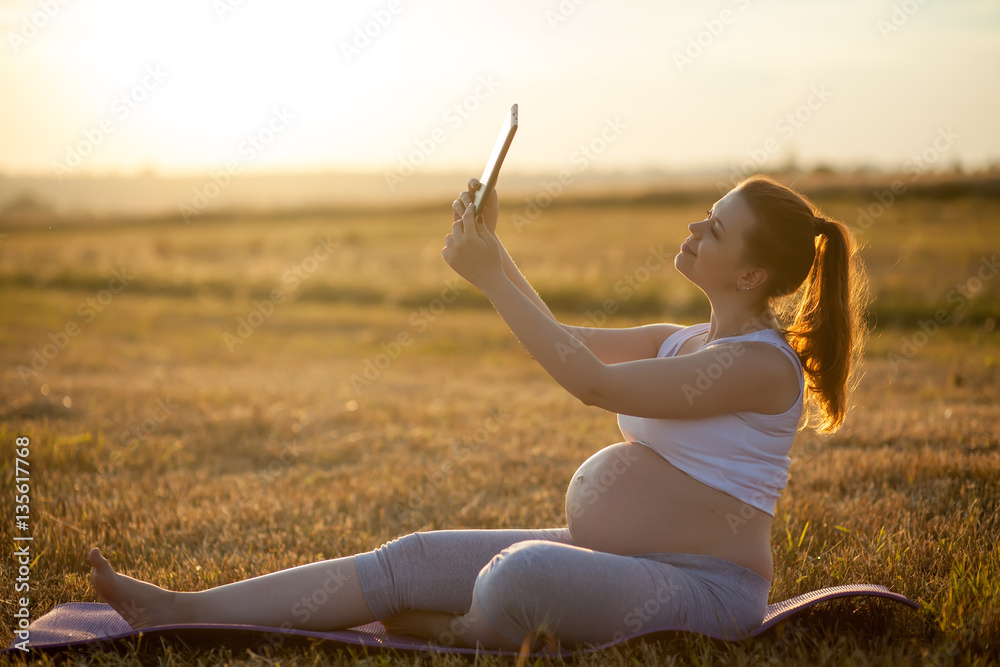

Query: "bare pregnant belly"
left=565, top=442, right=774, bottom=581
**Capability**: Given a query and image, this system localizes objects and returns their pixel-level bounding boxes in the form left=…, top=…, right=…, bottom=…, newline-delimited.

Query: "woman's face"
left=674, top=189, right=762, bottom=295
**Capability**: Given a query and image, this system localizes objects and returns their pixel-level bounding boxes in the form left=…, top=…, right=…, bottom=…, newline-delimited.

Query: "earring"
left=736, top=285, right=750, bottom=292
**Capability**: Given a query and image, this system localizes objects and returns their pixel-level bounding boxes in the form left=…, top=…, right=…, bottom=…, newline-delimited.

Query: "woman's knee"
left=479, top=540, right=564, bottom=587
left=471, top=540, right=569, bottom=643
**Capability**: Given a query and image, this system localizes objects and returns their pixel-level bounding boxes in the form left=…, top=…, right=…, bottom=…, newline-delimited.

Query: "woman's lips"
left=681, top=241, right=696, bottom=256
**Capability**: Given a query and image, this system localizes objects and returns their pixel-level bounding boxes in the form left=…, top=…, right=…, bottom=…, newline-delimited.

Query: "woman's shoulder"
left=706, top=330, right=804, bottom=401
left=723, top=328, right=800, bottom=365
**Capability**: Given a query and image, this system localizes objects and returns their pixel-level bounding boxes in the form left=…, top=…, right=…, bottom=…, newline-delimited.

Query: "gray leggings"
left=354, top=528, right=770, bottom=646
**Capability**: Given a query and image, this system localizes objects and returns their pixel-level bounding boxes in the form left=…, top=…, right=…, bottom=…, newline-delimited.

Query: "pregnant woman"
left=89, top=174, right=866, bottom=650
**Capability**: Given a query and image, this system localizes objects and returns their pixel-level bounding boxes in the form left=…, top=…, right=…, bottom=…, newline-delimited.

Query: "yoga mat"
left=5, top=584, right=918, bottom=658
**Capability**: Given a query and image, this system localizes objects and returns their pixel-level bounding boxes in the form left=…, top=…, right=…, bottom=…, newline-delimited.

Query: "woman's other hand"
left=442, top=199, right=505, bottom=291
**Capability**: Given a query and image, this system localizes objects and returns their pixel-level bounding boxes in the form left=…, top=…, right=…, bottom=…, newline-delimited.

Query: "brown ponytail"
left=735, top=175, right=869, bottom=433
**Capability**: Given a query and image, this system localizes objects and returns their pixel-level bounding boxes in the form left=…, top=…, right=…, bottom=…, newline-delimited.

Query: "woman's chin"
left=674, top=255, right=695, bottom=279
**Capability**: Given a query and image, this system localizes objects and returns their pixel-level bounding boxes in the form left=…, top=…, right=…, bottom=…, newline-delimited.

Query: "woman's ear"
left=740, top=267, right=768, bottom=291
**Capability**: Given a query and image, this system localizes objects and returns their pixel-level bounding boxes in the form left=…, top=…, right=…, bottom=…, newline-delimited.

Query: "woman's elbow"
left=574, top=386, right=607, bottom=409
left=569, top=367, right=614, bottom=409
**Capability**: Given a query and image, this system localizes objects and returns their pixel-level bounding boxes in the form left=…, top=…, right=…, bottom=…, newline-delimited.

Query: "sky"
left=1, top=0, right=998, bottom=179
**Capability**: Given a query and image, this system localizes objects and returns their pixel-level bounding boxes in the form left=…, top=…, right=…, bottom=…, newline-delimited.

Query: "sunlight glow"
left=1, top=0, right=997, bottom=176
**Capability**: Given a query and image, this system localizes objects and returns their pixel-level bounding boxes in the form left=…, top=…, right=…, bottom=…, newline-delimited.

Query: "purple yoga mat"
left=5, top=584, right=918, bottom=657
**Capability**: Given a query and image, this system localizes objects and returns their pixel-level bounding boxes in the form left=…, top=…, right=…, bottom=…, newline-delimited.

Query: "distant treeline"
left=1, top=268, right=993, bottom=330
left=1, top=173, right=999, bottom=229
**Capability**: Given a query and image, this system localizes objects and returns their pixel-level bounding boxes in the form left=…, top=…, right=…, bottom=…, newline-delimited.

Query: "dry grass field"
left=1, top=179, right=998, bottom=665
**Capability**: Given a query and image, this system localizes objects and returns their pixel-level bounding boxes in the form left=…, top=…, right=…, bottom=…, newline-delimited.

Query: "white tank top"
left=617, top=323, right=804, bottom=516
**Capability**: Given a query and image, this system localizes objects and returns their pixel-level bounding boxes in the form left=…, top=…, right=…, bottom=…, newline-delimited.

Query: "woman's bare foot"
left=88, top=547, right=184, bottom=629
